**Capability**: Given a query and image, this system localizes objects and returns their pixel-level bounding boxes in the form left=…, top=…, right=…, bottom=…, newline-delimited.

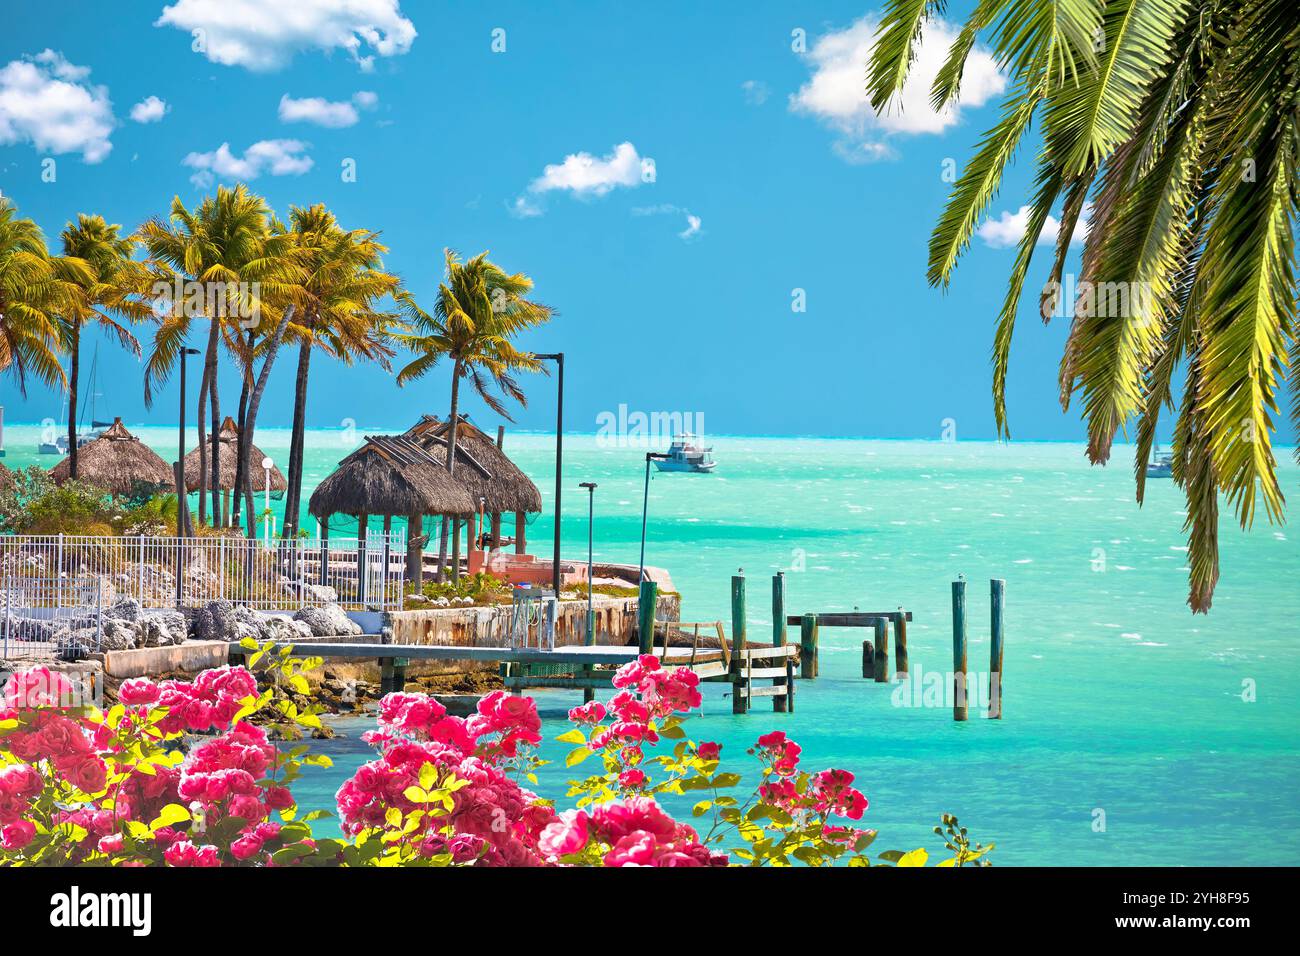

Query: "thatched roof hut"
left=403, top=415, right=543, bottom=515
left=49, top=418, right=174, bottom=495
left=184, top=416, right=287, bottom=493
left=308, top=434, right=476, bottom=521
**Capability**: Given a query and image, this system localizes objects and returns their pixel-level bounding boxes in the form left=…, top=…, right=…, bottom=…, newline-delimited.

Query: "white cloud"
left=130, top=95, right=169, bottom=123
left=155, top=0, right=417, bottom=72
left=0, top=50, right=114, bottom=163
left=530, top=141, right=646, bottom=197
left=977, top=203, right=1093, bottom=249
left=741, top=80, right=769, bottom=105
left=182, top=138, right=313, bottom=188
left=790, top=17, right=1005, bottom=160
left=278, top=91, right=377, bottom=128
left=632, top=204, right=703, bottom=242
left=513, top=141, right=650, bottom=216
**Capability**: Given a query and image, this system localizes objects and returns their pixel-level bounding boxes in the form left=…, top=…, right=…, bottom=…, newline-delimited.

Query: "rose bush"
left=0, top=644, right=993, bottom=867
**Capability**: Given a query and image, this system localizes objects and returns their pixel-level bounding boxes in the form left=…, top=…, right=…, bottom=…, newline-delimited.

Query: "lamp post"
left=533, top=352, right=564, bottom=595
left=579, top=482, right=597, bottom=644
left=638, top=453, right=670, bottom=585
left=261, top=456, right=274, bottom=544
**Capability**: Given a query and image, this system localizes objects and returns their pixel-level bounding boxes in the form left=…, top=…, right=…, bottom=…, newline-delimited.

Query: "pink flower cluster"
left=537, top=797, right=727, bottom=867
left=755, top=730, right=802, bottom=775
left=337, top=690, right=549, bottom=866
left=0, top=664, right=303, bottom=865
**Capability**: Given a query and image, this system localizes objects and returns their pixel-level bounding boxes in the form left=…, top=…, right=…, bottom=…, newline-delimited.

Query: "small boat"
left=654, top=434, right=717, bottom=473
left=40, top=346, right=111, bottom=454
left=1146, top=445, right=1173, bottom=478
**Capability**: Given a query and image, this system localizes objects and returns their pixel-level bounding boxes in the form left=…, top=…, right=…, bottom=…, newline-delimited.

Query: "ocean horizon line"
left=1, top=419, right=1295, bottom=452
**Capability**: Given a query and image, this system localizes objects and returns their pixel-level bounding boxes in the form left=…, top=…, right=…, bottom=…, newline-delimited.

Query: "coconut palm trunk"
left=210, top=358, right=222, bottom=524
left=66, top=325, right=80, bottom=479
left=242, top=306, right=295, bottom=538
left=283, top=337, right=313, bottom=538
left=435, top=358, right=464, bottom=582
left=196, top=364, right=210, bottom=526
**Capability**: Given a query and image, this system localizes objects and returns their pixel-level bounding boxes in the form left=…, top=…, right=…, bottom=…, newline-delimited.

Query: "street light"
left=638, top=453, right=670, bottom=586
left=579, top=482, right=597, bottom=645
left=533, top=352, right=564, bottom=595
left=261, top=455, right=274, bottom=544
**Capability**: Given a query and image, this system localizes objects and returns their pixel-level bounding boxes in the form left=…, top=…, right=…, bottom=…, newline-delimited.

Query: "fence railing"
left=0, top=532, right=406, bottom=613
left=1, top=575, right=104, bottom=661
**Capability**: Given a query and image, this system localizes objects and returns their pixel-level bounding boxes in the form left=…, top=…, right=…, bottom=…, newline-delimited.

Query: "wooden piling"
left=873, top=617, right=890, bottom=682
left=799, top=614, right=818, bottom=679
left=771, top=572, right=786, bottom=646
left=989, top=578, right=1005, bottom=719
left=952, top=578, right=968, bottom=721
left=637, top=580, right=658, bottom=656
left=772, top=574, right=787, bottom=713
left=393, top=657, right=408, bottom=693
left=895, top=608, right=909, bottom=677
left=731, top=574, right=748, bottom=714
left=785, top=656, right=796, bottom=712
left=379, top=657, right=395, bottom=695
left=861, top=640, right=875, bottom=678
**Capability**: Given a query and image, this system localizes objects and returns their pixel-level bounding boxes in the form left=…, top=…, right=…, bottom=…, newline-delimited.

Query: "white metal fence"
left=1, top=575, right=105, bottom=660
left=0, top=532, right=406, bottom=613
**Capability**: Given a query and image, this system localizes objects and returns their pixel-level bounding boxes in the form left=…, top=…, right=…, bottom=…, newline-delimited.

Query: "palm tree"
left=279, top=204, right=402, bottom=539
left=140, top=185, right=296, bottom=526
left=0, top=198, right=80, bottom=394
left=868, top=0, right=1299, bottom=611
left=396, top=250, right=554, bottom=580
left=58, top=215, right=153, bottom=479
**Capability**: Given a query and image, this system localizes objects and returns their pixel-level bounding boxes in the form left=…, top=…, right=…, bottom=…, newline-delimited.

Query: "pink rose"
left=538, top=810, right=589, bottom=858
left=1, top=819, right=35, bottom=851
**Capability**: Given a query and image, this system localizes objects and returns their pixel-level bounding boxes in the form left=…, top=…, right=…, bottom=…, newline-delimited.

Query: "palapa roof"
left=404, top=415, right=543, bottom=514
left=183, top=416, right=287, bottom=493
left=49, top=418, right=174, bottom=496
left=308, top=434, right=476, bottom=520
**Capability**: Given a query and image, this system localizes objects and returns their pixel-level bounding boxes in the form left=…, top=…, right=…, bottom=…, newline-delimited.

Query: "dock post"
left=990, top=578, right=1005, bottom=718
left=637, top=579, right=658, bottom=656
left=895, top=608, right=909, bottom=678
left=873, top=617, right=890, bottom=682
left=731, top=573, right=748, bottom=714
left=772, top=573, right=787, bottom=713
left=499, top=661, right=513, bottom=694
left=771, top=572, right=786, bottom=646
left=379, top=658, right=395, bottom=696
left=799, top=614, right=818, bottom=679
left=952, top=576, right=968, bottom=721
left=393, top=657, right=408, bottom=693
left=785, top=654, right=796, bottom=713
left=861, top=640, right=874, bottom=678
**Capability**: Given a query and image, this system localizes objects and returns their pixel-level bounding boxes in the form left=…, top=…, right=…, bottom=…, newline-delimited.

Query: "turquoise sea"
left=3, top=424, right=1298, bottom=865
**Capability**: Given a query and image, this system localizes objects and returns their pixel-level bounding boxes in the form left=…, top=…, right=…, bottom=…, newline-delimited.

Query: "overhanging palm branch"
left=868, top=0, right=1300, bottom=611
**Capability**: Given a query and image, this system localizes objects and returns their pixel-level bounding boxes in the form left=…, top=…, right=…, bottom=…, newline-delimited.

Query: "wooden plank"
left=505, top=676, right=613, bottom=690
left=737, top=643, right=799, bottom=659
left=231, top=642, right=707, bottom=666
left=785, top=611, right=913, bottom=626
left=746, top=666, right=790, bottom=679
left=689, top=662, right=729, bottom=679
left=740, top=685, right=787, bottom=699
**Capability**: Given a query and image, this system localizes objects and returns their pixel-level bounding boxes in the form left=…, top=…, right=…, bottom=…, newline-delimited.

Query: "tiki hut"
left=403, top=415, right=543, bottom=555
left=309, top=434, right=477, bottom=580
left=48, top=418, right=174, bottom=496
left=184, top=416, right=287, bottom=494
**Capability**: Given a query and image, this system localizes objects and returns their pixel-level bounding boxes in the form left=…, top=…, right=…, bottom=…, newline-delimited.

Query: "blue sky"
left=1, top=0, right=1291, bottom=444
